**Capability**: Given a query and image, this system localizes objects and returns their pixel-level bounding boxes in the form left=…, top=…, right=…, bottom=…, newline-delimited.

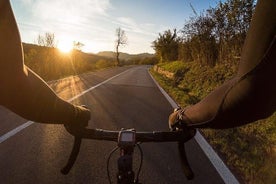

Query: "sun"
left=58, top=40, right=73, bottom=53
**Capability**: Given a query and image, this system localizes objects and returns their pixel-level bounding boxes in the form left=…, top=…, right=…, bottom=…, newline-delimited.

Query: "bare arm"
left=0, top=0, right=90, bottom=125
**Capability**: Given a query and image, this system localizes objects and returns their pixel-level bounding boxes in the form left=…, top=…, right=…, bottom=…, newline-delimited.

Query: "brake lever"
left=61, top=136, right=82, bottom=175
left=176, top=127, right=196, bottom=180
left=178, top=141, right=194, bottom=180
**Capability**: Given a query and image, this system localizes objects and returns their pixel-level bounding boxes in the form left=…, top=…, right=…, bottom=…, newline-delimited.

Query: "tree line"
left=152, top=0, right=255, bottom=67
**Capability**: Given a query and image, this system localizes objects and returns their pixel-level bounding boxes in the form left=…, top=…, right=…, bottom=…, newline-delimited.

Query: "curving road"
left=0, top=65, right=234, bottom=184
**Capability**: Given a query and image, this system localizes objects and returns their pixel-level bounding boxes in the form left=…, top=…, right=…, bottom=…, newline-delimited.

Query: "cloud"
left=18, top=0, right=112, bottom=40
left=114, top=17, right=157, bottom=37
left=15, top=0, right=157, bottom=54
left=17, top=0, right=111, bottom=33
left=117, top=17, right=137, bottom=29
left=31, top=0, right=110, bottom=24
left=20, top=0, right=34, bottom=5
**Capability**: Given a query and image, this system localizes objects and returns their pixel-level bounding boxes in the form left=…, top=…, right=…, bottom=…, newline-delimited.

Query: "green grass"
left=150, top=61, right=276, bottom=183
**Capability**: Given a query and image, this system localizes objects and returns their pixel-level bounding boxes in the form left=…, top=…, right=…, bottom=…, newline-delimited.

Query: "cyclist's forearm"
left=2, top=67, right=87, bottom=124
left=0, top=0, right=89, bottom=125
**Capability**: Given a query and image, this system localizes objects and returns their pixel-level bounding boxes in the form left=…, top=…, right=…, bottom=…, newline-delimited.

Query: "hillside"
left=22, top=43, right=116, bottom=81
left=23, top=43, right=108, bottom=63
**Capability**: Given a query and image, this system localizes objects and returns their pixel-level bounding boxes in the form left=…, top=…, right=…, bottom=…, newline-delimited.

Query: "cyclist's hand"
left=169, top=107, right=190, bottom=131
left=64, top=105, right=91, bottom=136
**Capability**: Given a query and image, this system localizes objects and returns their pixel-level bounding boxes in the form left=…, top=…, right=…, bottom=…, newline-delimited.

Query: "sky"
left=11, top=0, right=219, bottom=54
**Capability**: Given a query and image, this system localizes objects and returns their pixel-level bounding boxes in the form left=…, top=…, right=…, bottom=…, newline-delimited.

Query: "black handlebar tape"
left=61, top=136, right=82, bottom=175
left=178, top=141, right=194, bottom=180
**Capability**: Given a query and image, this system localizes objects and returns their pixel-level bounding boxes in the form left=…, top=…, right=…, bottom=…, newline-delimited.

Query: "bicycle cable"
left=107, top=144, right=143, bottom=184
left=107, top=146, right=119, bottom=184
left=135, top=143, right=143, bottom=184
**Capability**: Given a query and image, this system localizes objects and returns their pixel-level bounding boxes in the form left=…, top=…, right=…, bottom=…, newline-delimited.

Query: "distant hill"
left=97, top=51, right=154, bottom=60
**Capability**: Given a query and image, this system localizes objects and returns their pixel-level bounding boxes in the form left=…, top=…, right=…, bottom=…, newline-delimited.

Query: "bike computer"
left=118, top=129, right=136, bottom=148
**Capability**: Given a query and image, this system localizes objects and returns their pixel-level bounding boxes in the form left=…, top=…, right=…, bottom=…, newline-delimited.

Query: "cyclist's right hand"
left=169, top=107, right=190, bottom=131
left=64, top=105, right=91, bottom=136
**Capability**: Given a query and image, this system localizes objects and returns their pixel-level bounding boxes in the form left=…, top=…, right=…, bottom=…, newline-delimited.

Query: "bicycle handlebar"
left=72, top=128, right=195, bottom=142
left=61, top=127, right=196, bottom=180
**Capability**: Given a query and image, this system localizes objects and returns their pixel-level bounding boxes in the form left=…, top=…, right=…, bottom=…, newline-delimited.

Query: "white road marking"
left=148, top=70, right=239, bottom=184
left=0, top=121, right=33, bottom=143
left=0, top=69, right=130, bottom=144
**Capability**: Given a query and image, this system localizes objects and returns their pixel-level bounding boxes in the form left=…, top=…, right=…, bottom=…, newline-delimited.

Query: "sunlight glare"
left=58, top=40, right=73, bottom=53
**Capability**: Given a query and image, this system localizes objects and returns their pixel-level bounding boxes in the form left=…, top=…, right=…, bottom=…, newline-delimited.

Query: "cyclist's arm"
left=175, top=0, right=276, bottom=129
left=0, top=0, right=90, bottom=125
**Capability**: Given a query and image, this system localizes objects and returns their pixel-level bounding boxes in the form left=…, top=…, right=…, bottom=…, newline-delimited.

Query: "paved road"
left=0, top=66, right=226, bottom=183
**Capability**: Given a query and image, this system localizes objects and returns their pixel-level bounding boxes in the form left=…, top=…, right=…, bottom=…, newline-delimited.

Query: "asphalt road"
left=0, top=65, right=226, bottom=184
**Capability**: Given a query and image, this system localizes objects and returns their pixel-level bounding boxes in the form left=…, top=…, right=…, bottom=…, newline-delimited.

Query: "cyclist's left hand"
left=64, top=105, right=90, bottom=136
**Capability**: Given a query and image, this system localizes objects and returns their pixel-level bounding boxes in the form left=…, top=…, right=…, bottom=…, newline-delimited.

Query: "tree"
left=152, top=29, right=180, bottom=62
left=115, top=27, right=127, bottom=66
left=208, top=0, right=254, bottom=63
left=180, top=11, right=218, bottom=66
left=178, top=0, right=254, bottom=66
left=36, top=32, right=56, bottom=48
left=151, top=0, right=254, bottom=66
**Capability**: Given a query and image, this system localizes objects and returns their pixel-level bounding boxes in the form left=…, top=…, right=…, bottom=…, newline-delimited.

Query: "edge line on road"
left=148, top=69, right=239, bottom=184
left=0, top=69, right=131, bottom=144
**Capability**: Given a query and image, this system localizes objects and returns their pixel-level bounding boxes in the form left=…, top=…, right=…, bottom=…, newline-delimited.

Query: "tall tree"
left=152, top=29, right=180, bottom=62
left=115, top=27, right=127, bottom=66
left=209, top=0, right=254, bottom=63
left=178, top=0, right=255, bottom=66
left=181, top=14, right=217, bottom=66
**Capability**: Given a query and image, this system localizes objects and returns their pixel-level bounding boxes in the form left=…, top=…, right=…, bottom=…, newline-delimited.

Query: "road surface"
left=0, top=65, right=232, bottom=183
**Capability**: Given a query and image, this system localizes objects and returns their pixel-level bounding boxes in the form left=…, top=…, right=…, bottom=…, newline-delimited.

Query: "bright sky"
left=11, top=0, right=218, bottom=54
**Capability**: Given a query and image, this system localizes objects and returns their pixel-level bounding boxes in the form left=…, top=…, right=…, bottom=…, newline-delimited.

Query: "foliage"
left=150, top=61, right=275, bottom=183
left=181, top=13, right=218, bottom=66
left=152, top=0, right=255, bottom=67
left=152, top=29, right=180, bottom=62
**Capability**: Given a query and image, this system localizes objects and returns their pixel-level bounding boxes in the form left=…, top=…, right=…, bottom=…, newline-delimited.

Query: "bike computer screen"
left=118, top=129, right=136, bottom=147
